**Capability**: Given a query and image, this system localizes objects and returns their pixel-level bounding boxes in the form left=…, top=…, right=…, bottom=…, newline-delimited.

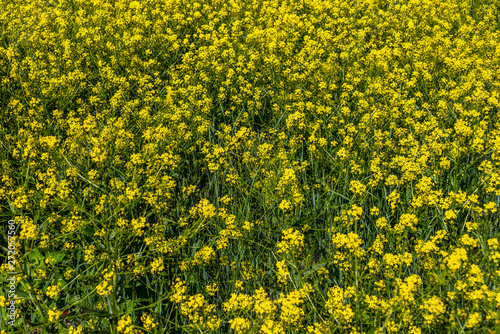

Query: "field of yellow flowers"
left=1, top=0, right=500, bottom=333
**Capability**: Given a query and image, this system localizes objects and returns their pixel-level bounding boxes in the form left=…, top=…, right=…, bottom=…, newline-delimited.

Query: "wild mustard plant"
left=1, top=0, right=500, bottom=332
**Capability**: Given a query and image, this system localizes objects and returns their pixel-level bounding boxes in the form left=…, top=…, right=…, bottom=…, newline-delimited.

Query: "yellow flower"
left=45, top=283, right=62, bottom=299
left=117, top=315, right=134, bottom=333
left=47, top=307, right=62, bottom=322
left=235, top=280, right=244, bottom=290
left=253, top=287, right=277, bottom=317
left=349, top=180, right=366, bottom=196
left=488, top=238, right=499, bottom=250
left=325, top=286, right=355, bottom=324
left=393, top=213, right=418, bottom=234
left=229, top=317, right=251, bottom=334
left=445, top=248, right=468, bottom=272
left=279, top=199, right=293, bottom=212
left=131, top=217, right=148, bottom=236
left=191, top=199, right=217, bottom=219
left=224, top=293, right=254, bottom=313
left=370, top=207, right=380, bottom=216
left=465, top=312, right=481, bottom=328
left=276, top=260, right=290, bottom=284
left=387, top=190, right=400, bottom=212
left=169, top=278, right=187, bottom=303
left=192, top=246, right=216, bottom=266
left=206, top=283, right=219, bottom=296
left=278, top=288, right=309, bottom=326
left=277, top=228, right=305, bottom=255
left=460, top=234, right=478, bottom=248
left=141, top=313, right=156, bottom=331
left=150, top=258, right=164, bottom=274
left=84, top=245, right=96, bottom=263
left=96, top=270, right=115, bottom=297
left=260, top=319, right=285, bottom=334
left=376, top=217, right=388, bottom=229
left=68, top=326, right=84, bottom=334
left=420, top=296, right=446, bottom=324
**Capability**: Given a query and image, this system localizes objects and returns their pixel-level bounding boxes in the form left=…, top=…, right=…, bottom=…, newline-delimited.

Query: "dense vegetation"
left=1, top=0, right=500, bottom=333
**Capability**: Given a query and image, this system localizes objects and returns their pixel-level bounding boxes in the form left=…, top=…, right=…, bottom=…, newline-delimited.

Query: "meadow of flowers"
left=1, top=0, right=500, bottom=332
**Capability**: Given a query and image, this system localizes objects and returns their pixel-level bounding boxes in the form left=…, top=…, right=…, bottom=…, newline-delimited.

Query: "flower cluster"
left=2, top=0, right=500, bottom=332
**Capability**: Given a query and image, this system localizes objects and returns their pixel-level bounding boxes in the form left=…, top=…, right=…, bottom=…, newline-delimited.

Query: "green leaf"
left=312, top=262, right=326, bottom=271
left=57, top=274, right=68, bottom=287
left=47, top=251, right=65, bottom=264
left=28, top=248, right=44, bottom=262
left=14, top=289, right=31, bottom=300
left=84, top=226, right=95, bottom=237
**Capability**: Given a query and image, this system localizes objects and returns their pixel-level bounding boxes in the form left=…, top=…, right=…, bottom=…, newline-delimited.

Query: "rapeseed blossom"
left=2, top=0, right=500, bottom=332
